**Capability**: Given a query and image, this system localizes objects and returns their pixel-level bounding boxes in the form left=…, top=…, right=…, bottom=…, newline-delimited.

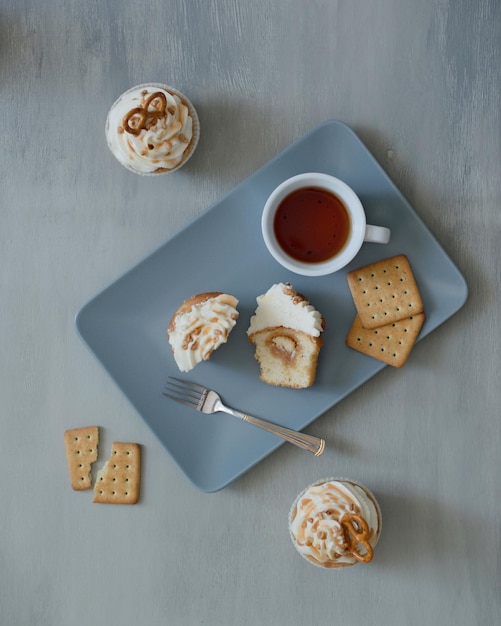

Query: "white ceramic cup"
left=261, top=173, right=391, bottom=276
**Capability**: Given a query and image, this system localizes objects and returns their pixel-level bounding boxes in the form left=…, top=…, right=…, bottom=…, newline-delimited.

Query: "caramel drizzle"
left=340, top=513, right=373, bottom=563
left=122, top=91, right=168, bottom=136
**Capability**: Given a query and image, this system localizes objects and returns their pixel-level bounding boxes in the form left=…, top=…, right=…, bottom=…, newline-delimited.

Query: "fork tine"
left=164, top=380, right=199, bottom=399
left=165, top=377, right=204, bottom=400
left=163, top=377, right=207, bottom=410
left=162, top=390, right=199, bottom=409
left=168, top=376, right=206, bottom=393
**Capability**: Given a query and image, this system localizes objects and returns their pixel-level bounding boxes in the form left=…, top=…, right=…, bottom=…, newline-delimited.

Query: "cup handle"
left=364, top=224, right=391, bottom=244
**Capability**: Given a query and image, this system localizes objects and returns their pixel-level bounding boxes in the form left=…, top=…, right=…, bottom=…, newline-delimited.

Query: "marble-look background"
left=1, top=1, right=500, bottom=624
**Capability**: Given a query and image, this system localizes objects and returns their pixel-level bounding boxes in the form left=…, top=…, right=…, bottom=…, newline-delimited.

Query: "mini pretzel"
left=341, top=513, right=373, bottom=563
left=122, top=91, right=167, bottom=135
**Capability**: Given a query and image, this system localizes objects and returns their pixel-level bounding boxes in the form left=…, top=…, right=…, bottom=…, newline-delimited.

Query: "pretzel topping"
left=340, top=513, right=373, bottom=563
left=122, top=91, right=168, bottom=136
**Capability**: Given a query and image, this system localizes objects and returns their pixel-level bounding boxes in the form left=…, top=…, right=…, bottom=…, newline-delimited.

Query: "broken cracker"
left=64, top=426, right=99, bottom=490
left=346, top=312, right=425, bottom=367
left=93, top=442, right=141, bottom=505
left=347, top=254, right=424, bottom=329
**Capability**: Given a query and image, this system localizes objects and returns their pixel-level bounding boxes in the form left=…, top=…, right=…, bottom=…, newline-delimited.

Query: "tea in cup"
left=261, top=173, right=390, bottom=276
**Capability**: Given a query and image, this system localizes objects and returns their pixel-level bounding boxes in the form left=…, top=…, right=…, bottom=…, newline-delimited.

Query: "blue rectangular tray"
left=76, top=120, right=468, bottom=492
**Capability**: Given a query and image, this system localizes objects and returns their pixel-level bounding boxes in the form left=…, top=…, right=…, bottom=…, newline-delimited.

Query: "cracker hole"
left=381, top=348, right=385, bottom=352
left=369, top=343, right=373, bottom=347
left=74, top=437, right=79, bottom=441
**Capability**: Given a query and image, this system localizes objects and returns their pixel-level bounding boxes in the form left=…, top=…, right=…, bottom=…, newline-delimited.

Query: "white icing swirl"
left=105, top=85, right=197, bottom=174
left=247, top=283, right=324, bottom=337
left=168, top=295, right=239, bottom=372
left=289, top=479, right=381, bottom=568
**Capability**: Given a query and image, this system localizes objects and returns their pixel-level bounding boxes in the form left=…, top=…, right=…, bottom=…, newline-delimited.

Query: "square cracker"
left=93, top=442, right=141, bottom=505
left=346, top=312, right=426, bottom=367
left=64, top=426, right=99, bottom=490
left=347, top=254, right=424, bottom=329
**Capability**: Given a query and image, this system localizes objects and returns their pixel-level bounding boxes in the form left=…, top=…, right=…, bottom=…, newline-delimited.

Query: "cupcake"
left=247, top=282, right=324, bottom=388
left=105, top=83, right=200, bottom=175
left=168, top=292, right=239, bottom=372
left=289, top=478, right=382, bottom=568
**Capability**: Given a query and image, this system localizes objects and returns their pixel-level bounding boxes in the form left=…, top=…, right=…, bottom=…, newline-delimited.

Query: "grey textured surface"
left=1, top=1, right=500, bottom=624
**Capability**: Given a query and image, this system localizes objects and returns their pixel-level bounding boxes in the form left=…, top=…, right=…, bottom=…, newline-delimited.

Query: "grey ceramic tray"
left=75, top=120, right=468, bottom=492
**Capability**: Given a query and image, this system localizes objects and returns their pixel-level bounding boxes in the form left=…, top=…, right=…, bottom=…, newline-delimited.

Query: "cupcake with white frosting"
left=105, top=83, right=199, bottom=175
left=247, top=282, right=324, bottom=388
left=289, top=478, right=382, bottom=568
left=168, top=292, right=239, bottom=372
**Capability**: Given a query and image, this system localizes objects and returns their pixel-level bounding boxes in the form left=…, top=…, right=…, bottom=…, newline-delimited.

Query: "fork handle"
left=240, top=413, right=325, bottom=456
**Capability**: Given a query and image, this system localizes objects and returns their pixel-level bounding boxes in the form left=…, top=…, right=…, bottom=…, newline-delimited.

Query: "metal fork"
left=163, top=377, right=325, bottom=456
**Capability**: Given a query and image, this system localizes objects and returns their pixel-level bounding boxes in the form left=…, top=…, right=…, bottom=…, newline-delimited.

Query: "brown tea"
left=273, top=187, right=351, bottom=263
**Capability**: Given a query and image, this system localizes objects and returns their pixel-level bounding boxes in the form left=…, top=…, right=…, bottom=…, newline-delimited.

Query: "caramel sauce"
left=273, top=187, right=351, bottom=263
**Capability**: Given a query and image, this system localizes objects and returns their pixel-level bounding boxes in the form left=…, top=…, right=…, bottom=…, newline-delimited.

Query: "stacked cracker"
left=345, top=255, right=425, bottom=367
left=64, top=426, right=141, bottom=504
